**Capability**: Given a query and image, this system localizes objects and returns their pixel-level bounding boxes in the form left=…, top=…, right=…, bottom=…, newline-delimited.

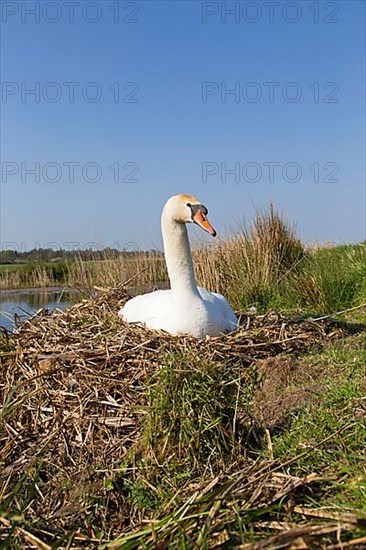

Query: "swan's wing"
left=121, top=287, right=237, bottom=336
left=119, top=290, right=172, bottom=326
left=197, top=287, right=238, bottom=325
left=121, top=290, right=212, bottom=336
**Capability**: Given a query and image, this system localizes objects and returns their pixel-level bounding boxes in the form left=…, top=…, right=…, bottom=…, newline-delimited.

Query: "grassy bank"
left=0, top=209, right=365, bottom=548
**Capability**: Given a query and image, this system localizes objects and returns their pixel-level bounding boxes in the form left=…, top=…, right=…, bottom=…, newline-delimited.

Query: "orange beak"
left=193, top=211, right=217, bottom=237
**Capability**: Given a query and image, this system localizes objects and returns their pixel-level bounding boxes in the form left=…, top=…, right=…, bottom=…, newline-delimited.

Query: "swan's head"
left=164, top=194, right=217, bottom=237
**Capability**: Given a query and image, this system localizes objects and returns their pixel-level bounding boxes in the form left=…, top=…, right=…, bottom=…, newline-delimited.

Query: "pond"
left=0, top=288, right=82, bottom=332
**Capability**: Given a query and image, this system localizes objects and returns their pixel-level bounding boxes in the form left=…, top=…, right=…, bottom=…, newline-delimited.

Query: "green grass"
left=234, top=243, right=366, bottom=315
left=0, top=261, right=59, bottom=273
left=287, top=244, right=366, bottom=314
left=0, top=264, right=24, bottom=273
left=268, top=332, right=366, bottom=513
left=141, top=348, right=254, bottom=472
left=110, top=347, right=258, bottom=525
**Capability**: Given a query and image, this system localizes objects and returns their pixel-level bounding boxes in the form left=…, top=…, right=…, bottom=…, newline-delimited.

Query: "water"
left=0, top=288, right=81, bottom=332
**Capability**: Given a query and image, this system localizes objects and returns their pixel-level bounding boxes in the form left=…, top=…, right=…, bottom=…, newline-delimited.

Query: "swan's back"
left=120, top=287, right=238, bottom=337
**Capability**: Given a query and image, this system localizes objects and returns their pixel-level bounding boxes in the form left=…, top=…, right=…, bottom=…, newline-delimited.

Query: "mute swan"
left=119, top=194, right=238, bottom=337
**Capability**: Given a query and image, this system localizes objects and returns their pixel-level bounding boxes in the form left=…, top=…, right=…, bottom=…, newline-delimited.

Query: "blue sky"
left=1, top=0, right=365, bottom=251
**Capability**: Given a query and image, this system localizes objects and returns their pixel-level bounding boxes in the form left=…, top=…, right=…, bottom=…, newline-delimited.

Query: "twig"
left=265, top=428, right=274, bottom=461
left=310, top=302, right=366, bottom=322
left=325, top=536, right=366, bottom=549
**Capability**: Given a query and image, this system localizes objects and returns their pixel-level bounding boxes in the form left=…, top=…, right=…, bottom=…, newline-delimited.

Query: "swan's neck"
left=162, top=215, right=199, bottom=297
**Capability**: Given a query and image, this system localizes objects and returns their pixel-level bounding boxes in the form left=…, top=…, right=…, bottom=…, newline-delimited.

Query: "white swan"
left=119, top=194, right=238, bottom=337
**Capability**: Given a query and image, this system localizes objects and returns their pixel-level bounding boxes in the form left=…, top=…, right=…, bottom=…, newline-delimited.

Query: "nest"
left=0, top=287, right=360, bottom=547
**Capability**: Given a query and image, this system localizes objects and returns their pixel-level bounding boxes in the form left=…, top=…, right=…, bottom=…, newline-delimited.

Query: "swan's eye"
left=186, top=203, right=191, bottom=208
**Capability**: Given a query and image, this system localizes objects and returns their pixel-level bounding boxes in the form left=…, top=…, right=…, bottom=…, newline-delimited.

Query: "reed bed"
left=0, top=207, right=304, bottom=297
left=1, top=210, right=365, bottom=318
left=66, top=255, right=167, bottom=291
left=0, top=284, right=363, bottom=548
left=0, top=264, right=59, bottom=290
left=0, top=256, right=166, bottom=291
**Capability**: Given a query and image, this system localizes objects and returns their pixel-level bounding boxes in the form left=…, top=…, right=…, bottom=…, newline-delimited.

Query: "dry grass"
left=0, top=255, right=167, bottom=291
left=194, top=206, right=305, bottom=309
left=0, top=284, right=364, bottom=548
left=0, top=264, right=58, bottom=290
left=0, top=207, right=304, bottom=302
left=66, top=208, right=306, bottom=313
left=66, top=255, right=167, bottom=291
